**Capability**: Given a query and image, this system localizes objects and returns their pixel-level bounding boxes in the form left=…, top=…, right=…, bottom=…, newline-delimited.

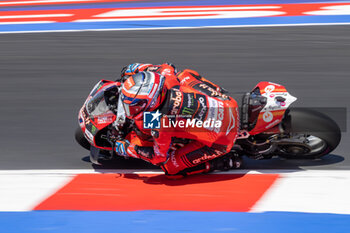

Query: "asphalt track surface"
left=0, top=25, right=349, bottom=170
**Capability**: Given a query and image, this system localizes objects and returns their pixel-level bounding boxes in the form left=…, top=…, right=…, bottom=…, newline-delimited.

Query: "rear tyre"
left=277, top=108, right=341, bottom=159
left=75, top=127, right=91, bottom=151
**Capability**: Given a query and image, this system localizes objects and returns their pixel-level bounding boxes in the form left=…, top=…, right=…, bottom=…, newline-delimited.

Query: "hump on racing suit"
left=177, top=69, right=228, bottom=97
left=120, top=63, right=228, bottom=98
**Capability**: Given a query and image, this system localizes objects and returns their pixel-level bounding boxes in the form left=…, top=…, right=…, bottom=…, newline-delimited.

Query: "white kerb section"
left=251, top=170, right=350, bottom=214
left=1, top=169, right=350, bottom=213
left=0, top=173, right=74, bottom=211
left=0, top=169, right=161, bottom=211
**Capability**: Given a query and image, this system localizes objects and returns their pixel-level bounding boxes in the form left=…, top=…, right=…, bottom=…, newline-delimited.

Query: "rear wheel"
left=276, top=108, right=341, bottom=159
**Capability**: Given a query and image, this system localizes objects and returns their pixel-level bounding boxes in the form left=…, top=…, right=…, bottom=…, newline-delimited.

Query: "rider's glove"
left=115, top=140, right=130, bottom=157
left=120, top=63, right=141, bottom=79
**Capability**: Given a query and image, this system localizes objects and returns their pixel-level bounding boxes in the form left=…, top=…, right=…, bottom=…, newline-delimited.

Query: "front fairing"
left=78, top=80, right=118, bottom=147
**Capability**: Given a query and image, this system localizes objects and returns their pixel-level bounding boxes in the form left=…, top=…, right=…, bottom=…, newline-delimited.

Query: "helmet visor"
left=122, top=98, right=148, bottom=118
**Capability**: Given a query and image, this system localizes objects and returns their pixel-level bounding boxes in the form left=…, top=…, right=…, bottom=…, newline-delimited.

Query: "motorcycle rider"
left=115, top=64, right=241, bottom=178
left=119, top=63, right=232, bottom=140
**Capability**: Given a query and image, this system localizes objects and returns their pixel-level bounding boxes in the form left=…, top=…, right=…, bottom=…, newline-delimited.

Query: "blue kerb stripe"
left=1, top=15, right=350, bottom=33
left=0, top=211, right=349, bottom=233
left=0, top=0, right=348, bottom=12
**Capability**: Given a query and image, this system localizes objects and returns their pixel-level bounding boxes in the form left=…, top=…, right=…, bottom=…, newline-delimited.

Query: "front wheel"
left=75, top=127, right=91, bottom=151
left=75, top=127, right=116, bottom=162
left=275, top=108, right=341, bottom=159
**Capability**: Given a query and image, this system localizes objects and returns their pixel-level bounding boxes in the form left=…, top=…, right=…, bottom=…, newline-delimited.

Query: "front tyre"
left=75, top=127, right=91, bottom=151
left=276, top=108, right=341, bottom=159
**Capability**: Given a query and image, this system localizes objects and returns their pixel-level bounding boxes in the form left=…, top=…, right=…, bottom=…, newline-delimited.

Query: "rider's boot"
left=163, top=152, right=242, bottom=179
left=163, top=162, right=211, bottom=179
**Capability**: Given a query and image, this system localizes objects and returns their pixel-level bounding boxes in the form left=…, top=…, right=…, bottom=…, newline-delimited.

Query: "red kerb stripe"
left=34, top=173, right=279, bottom=212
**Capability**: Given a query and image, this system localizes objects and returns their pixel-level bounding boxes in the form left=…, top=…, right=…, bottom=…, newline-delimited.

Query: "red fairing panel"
left=249, top=82, right=297, bottom=135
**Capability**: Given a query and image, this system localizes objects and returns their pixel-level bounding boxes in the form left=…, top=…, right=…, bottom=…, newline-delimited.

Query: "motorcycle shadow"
left=83, top=154, right=344, bottom=186
left=84, top=153, right=344, bottom=171
left=241, top=154, right=344, bottom=170
left=84, top=157, right=247, bottom=186
left=120, top=173, right=246, bottom=186
left=82, top=156, right=160, bottom=169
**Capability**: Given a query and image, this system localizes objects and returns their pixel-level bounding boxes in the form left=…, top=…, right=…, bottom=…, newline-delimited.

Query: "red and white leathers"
left=120, top=64, right=239, bottom=177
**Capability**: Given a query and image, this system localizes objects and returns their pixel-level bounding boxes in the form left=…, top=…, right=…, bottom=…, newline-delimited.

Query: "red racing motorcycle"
left=75, top=80, right=341, bottom=164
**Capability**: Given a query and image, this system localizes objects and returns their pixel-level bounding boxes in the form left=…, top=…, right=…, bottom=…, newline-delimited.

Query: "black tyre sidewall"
left=75, top=127, right=91, bottom=151
left=279, top=108, right=341, bottom=159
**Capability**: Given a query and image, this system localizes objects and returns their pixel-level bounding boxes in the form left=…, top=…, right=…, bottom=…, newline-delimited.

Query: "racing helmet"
left=121, top=71, right=166, bottom=119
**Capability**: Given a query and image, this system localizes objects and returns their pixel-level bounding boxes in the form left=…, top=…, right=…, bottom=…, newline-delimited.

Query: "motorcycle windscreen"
left=86, top=91, right=111, bottom=117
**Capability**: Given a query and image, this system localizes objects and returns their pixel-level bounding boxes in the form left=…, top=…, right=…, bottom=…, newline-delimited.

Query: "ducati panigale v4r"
left=75, top=79, right=341, bottom=165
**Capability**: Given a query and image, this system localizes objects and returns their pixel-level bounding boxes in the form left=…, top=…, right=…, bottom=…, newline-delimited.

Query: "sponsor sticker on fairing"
left=263, top=111, right=273, bottom=122
left=264, top=85, right=275, bottom=93
left=97, top=115, right=114, bottom=124
left=85, top=129, right=94, bottom=143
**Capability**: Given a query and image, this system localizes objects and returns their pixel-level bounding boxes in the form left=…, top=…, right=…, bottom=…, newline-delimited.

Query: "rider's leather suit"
left=121, top=63, right=239, bottom=176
